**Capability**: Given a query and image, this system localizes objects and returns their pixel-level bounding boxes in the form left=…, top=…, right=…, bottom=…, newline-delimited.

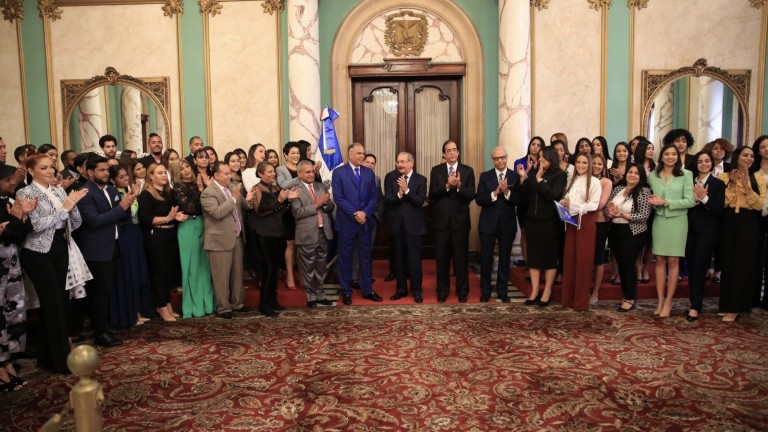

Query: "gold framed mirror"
left=641, top=58, right=751, bottom=148
left=61, top=67, right=171, bottom=154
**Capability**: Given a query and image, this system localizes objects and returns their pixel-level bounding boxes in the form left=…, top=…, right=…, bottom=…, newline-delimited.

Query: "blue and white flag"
left=318, top=105, right=343, bottom=171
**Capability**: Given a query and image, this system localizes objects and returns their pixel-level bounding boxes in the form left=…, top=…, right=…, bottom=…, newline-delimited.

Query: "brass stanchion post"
left=67, top=345, right=103, bottom=432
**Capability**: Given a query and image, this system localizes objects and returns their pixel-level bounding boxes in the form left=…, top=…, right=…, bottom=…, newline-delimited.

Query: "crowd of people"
left=0, top=129, right=767, bottom=384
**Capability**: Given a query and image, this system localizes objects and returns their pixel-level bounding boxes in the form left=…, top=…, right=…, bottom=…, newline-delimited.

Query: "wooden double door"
left=351, top=77, right=461, bottom=259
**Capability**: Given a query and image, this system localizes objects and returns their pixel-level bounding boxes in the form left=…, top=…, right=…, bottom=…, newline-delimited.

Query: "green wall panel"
left=21, top=0, right=51, bottom=146
left=722, top=85, right=733, bottom=140
left=605, top=4, right=631, bottom=150
left=672, top=78, right=688, bottom=130
left=180, top=11, right=207, bottom=147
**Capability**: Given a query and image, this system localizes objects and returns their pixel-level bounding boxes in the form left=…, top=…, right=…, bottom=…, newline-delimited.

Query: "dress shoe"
left=307, top=301, right=317, bottom=308
left=384, top=273, right=396, bottom=282
left=538, top=299, right=551, bottom=307
left=499, top=297, right=511, bottom=303
left=437, top=294, right=447, bottom=303
left=106, top=327, right=119, bottom=336
left=722, top=313, right=738, bottom=323
left=272, top=303, right=287, bottom=311
left=480, top=294, right=490, bottom=303
left=234, top=306, right=253, bottom=313
left=458, top=295, right=468, bottom=303
left=390, top=293, right=405, bottom=301
left=616, top=300, right=636, bottom=312
left=685, top=310, right=698, bottom=322
left=94, top=334, right=123, bottom=348
left=342, top=295, right=353, bottom=305
left=363, top=292, right=383, bottom=302
left=351, top=280, right=361, bottom=290
left=217, top=312, right=233, bottom=319
left=258, top=307, right=278, bottom=318
left=317, top=299, right=334, bottom=306
left=414, top=295, right=423, bottom=303
left=71, top=333, right=87, bottom=344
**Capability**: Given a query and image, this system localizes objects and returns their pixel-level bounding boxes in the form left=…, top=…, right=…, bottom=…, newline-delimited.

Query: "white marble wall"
left=351, top=7, right=463, bottom=63
left=77, top=88, right=103, bottom=152
left=498, top=0, right=531, bottom=166
left=121, top=86, right=143, bottom=152
left=0, top=22, right=26, bottom=153
left=532, top=2, right=602, bottom=148
left=633, top=0, right=761, bottom=141
left=209, top=1, right=281, bottom=154
left=49, top=4, right=181, bottom=151
left=287, top=0, right=321, bottom=148
left=651, top=83, right=674, bottom=145
left=696, top=76, right=724, bottom=145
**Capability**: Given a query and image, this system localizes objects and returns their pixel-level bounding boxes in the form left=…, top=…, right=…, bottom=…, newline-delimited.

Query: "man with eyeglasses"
left=475, top=146, right=520, bottom=303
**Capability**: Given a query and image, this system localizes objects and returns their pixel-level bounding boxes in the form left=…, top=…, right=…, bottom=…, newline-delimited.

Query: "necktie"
left=404, top=175, right=409, bottom=183
left=448, top=166, right=454, bottom=176
left=355, top=167, right=361, bottom=183
left=499, top=173, right=504, bottom=181
left=307, top=183, right=322, bottom=227
left=223, top=186, right=241, bottom=237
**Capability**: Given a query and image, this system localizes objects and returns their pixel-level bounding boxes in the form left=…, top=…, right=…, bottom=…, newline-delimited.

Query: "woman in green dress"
left=170, top=159, right=215, bottom=318
left=647, top=143, right=695, bottom=318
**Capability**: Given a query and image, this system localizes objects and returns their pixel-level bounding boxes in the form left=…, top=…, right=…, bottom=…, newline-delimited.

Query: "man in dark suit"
left=59, top=150, right=79, bottom=180
left=292, top=160, right=336, bottom=308
left=138, top=133, right=164, bottom=168
left=332, top=143, right=383, bottom=305
left=429, top=140, right=476, bottom=302
left=185, top=136, right=204, bottom=170
left=384, top=152, right=427, bottom=303
left=75, top=156, right=134, bottom=346
left=476, top=146, right=520, bottom=303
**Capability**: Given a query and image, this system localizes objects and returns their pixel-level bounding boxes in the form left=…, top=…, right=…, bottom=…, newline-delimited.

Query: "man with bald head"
left=475, top=146, right=520, bottom=302
left=384, top=152, right=427, bottom=302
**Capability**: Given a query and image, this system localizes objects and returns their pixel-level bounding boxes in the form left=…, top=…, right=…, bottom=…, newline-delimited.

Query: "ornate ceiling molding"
left=588, top=0, right=611, bottom=10
left=1, top=0, right=24, bottom=22
left=38, top=0, right=62, bottom=21
left=530, top=0, right=550, bottom=11
left=198, top=0, right=221, bottom=17
left=749, top=0, right=767, bottom=9
left=261, top=0, right=284, bottom=15
left=162, top=0, right=183, bottom=18
left=627, top=0, right=648, bottom=10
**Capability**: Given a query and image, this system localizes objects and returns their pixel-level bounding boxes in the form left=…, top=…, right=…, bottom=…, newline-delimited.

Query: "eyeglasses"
left=491, top=156, right=507, bottom=161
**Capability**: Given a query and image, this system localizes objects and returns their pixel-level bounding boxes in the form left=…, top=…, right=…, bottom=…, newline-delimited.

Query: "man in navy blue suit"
left=476, top=146, right=519, bottom=302
left=75, top=156, right=134, bottom=347
left=384, top=152, right=427, bottom=303
left=332, top=143, right=383, bottom=305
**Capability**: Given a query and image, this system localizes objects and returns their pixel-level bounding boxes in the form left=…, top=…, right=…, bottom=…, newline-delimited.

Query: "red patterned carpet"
left=3, top=300, right=768, bottom=431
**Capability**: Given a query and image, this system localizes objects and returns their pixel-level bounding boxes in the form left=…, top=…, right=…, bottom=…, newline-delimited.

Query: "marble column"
left=122, top=86, right=143, bottom=152
left=78, top=88, right=103, bottom=152
left=697, top=77, right=724, bottom=145
left=288, top=0, right=321, bottom=152
left=498, top=0, right=531, bottom=166
left=652, top=83, right=673, bottom=145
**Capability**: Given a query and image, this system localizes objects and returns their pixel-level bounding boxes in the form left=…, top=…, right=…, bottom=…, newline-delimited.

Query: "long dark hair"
left=730, top=146, right=760, bottom=193
left=593, top=136, right=611, bottom=160
left=654, top=143, right=683, bottom=177
left=527, top=136, right=545, bottom=157
left=618, top=163, right=648, bottom=212
left=691, top=150, right=715, bottom=178
left=750, top=135, right=768, bottom=173
left=611, top=142, right=630, bottom=170
left=635, top=141, right=657, bottom=172
left=575, top=137, right=593, bottom=155
left=540, top=146, right=562, bottom=175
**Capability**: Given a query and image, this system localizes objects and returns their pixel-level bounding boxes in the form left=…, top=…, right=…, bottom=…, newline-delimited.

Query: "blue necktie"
left=354, top=167, right=361, bottom=183
left=449, top=166, right=454, bottom=176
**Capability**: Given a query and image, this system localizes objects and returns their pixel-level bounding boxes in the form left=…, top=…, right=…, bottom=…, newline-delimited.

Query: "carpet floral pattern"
left=4, top=301, right=768, bottom=431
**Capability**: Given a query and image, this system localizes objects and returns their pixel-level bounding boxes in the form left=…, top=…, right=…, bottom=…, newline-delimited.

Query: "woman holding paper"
left=559, top=153, right=601, bottom=311
left=516, top=146, right=567, bottom=307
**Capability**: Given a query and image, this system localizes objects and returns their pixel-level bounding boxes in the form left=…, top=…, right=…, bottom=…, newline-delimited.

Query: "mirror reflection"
left=647, top=76, right=744, bottom=149
left=66, top=84, right=167, bottom=154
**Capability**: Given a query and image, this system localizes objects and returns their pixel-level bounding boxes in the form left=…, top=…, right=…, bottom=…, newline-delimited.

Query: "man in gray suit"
left=292, top=160, right=335, bottom=307
left=201, top=162, right=254, bottom=319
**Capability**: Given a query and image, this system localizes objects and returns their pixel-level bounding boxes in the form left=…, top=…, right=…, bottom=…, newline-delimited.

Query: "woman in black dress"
left=137, top=163, right=188, bottom=322
left=516, top=146, right=566, bottom=307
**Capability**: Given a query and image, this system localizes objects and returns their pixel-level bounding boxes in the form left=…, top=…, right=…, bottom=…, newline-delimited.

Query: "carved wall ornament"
left=262, top=0, right=284, bottom=15
left=588, top=0, right=612, bottom=10
left=2, top=0, right=24, bottom=22
left=641, top=58, right=751, bottom=146
left=749, top=0, right=767, bottom=8
left=162, top=0, right=183, bottom=18
left=198, top=0, right=222, bottom=17
left=38, top=0, right=62, bottom=21
left=384, top=10, right=428, bottom=57
left=530, top=0, right=550, bottom=11
left=627, top=0, right=649, bottom=10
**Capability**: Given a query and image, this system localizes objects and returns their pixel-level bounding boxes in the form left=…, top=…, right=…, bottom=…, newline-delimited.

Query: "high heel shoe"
left=659, top=301, right=672, bottom=318
left=525, top=291, right=542, bottom=306
left=538, top=293, right=551, bottom=307
left=617, top=300, right=636, bottom=312
left=722, top=313, right=738, bottom=323
left=685, top=310, right=698, bottom=322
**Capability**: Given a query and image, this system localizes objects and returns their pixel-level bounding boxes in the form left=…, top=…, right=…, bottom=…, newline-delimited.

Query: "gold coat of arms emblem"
left=384, top=11, right=429, bottom=57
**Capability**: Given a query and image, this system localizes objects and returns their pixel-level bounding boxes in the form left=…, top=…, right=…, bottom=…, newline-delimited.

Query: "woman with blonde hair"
left=137, top=163, right=188, bottom=321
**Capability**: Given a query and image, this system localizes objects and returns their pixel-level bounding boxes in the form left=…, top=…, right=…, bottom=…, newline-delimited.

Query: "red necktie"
left=307, top=183, right=322, bottom=228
